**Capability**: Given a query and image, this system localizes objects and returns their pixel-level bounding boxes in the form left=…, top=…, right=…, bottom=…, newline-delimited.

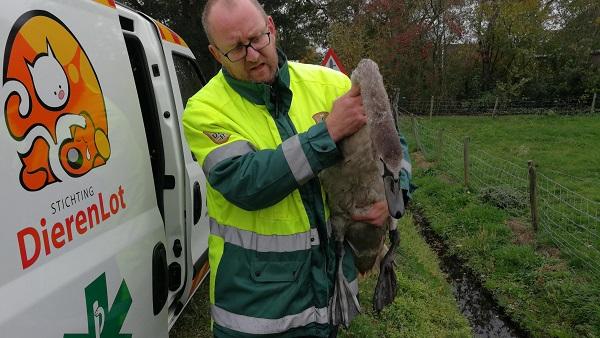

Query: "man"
left=183, top=0, right=392, bottom=336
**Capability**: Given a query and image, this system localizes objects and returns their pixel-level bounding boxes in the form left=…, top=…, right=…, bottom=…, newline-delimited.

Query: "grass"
left=399, top=113, right=600, bottom=336
left=403, top=114, right=600, bottom=201
left=411, top=165, right=600, bottom=337
left=170, top=214, right=473, bottom=337
left=170, top=281, right=211, bottom=338
left=339, top=214, right=471, bottom=338
left=401, top=113, right=600, bottom=287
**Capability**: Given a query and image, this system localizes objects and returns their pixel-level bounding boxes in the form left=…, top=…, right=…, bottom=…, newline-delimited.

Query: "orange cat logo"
left=2, top=11, right=110, bottom=191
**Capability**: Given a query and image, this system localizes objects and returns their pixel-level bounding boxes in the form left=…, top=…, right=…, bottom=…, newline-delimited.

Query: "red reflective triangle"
left=320, top=48, right=347, bottom=74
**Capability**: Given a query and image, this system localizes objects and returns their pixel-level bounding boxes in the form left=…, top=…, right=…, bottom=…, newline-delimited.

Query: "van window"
left=172, top=53, right=204, bottom=105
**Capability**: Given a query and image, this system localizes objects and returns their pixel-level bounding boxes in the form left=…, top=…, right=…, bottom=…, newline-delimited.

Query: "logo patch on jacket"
left=204, top=131, right=230, bottom=144
left=312, top=111, right=329, bottom=123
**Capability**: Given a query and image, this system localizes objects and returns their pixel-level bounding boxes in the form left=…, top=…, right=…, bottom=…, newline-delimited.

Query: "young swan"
left=320, top=59, right=404, bottom=327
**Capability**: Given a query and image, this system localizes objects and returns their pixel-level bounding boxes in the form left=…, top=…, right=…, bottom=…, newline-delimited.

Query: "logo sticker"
left=203, top=131, right=230, bottom=144
left=1, top=11, right=111, bottom=191
left=312, top=111, right=329, bottom=123
left=64, top=273, right=132, bottom=338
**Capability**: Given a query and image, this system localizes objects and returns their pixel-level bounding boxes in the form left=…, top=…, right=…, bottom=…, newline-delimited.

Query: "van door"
left=155, top=24, right=211, bottom=325
left=0, top=1, right=168, bottom=336
left=116, top=6, right=209, bottom=325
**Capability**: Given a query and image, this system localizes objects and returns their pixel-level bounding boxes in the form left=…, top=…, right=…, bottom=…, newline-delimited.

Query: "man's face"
left=208, top=0, right=278, bottom=84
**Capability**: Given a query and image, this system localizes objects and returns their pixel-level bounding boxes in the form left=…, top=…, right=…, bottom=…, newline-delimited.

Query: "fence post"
left=436, top=128, right=444, bottom=163
left=492, top=97, right=499, bottom=118
left=528, top=160, right=539, bottom=232
left=463, top=137, right=470, bottom=189
left=429, top=96, right=434, bottom=120
left=591, top=93, right=597, bottom=114
left=411, top=117, right=425, bottom=157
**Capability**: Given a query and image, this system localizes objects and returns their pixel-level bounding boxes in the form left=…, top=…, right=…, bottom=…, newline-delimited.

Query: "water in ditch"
left=412, top=209, right=529, bottom=338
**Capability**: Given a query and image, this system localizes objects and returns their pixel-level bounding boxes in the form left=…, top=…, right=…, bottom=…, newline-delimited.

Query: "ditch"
left=411, top=207, right=529, bottom=338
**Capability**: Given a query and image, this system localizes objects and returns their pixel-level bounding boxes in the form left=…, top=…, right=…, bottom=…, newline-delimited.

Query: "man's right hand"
left=325, top=84, right=366, bottom=142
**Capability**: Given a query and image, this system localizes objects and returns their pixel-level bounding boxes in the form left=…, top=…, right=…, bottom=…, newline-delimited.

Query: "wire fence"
left=396, top=94, right=598, bottom=116
left=398, top=111, right=600, bottom=278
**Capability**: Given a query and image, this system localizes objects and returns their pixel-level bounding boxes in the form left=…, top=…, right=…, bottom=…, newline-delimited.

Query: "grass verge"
left=170, top=281, right=211, bottom=338
left=412, top=167, right=600, bottom=337
left=339, top=213, right=471, bottom=337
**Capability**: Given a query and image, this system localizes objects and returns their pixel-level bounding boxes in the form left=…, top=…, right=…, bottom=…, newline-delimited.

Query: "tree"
left=121, top=0, right=331, bottom=77
left=264, top=1, right=330, bottom=61
left=327, top=0, right=467, bottom=99
left=121, top=0, right=218, bottom=78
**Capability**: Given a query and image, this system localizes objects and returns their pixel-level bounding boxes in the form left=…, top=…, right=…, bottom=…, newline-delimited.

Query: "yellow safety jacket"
left=183, top=50, right=357, bottom=337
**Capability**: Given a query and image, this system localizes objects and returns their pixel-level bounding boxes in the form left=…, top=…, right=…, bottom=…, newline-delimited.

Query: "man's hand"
left=325, top=84, right=366, bottom=142
left=352, top=200, right=388, bottom=227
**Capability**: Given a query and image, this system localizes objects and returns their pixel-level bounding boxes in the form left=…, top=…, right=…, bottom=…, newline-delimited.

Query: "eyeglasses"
left=219, top=31, right=271, bottom=63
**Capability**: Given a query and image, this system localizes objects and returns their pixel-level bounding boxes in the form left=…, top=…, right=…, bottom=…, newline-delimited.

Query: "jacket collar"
left=222, top=48, right=291, bottom=108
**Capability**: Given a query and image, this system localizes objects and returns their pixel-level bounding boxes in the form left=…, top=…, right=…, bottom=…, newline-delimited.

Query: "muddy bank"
left=411, top=207, right=529, bottom=338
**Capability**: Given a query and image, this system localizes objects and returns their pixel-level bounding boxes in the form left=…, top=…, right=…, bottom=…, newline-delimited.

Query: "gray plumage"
left=320, top=59, right=403, bottom=327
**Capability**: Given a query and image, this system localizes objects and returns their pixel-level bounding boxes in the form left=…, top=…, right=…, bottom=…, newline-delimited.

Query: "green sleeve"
left=208, top=122, right=341, bottom=211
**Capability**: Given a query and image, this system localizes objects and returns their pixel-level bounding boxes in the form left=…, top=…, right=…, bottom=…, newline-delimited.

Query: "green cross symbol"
left=64, top=273, right=133, bottom=338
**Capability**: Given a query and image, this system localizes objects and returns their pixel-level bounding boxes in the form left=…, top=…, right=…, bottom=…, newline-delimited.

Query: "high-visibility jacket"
left=183, top=50, right=358, bottom=337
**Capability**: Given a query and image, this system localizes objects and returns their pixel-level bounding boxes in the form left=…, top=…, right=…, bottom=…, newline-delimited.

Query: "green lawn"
left=400, top=113, right=600, bottom=337
left=411, top=169, right=600, bottom=337
left=339, top=214, right=471, bottom=338
left=401, top=113, right=600, bottom=280
left=401, top=114, right=600, bottom=201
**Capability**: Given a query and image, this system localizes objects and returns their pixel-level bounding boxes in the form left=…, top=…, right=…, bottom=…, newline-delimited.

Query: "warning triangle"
left=320, top=48, right=347, bottom=74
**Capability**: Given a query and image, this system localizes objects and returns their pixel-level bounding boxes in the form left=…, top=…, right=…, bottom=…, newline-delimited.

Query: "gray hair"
left=202, top=0, right=268, bottom=44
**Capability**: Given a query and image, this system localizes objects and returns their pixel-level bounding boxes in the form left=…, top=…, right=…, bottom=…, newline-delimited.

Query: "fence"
left=400, top=113, right=600, bottom=279
left=396, top=93, right=597, bottom=117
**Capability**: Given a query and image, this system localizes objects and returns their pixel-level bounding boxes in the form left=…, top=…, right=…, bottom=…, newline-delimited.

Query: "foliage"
left=478, top=185, right=528, bottom=211
left=263, top=0, right=329, bottom=62
left=121, top=0, right=217, bottom=78
left=119, top=0, right=599, bottom=100
left=120, top=0, right=330, bottom=78
left=327, top=0, right=467, bottom=99
left=327, top=0, right=599, bottom=101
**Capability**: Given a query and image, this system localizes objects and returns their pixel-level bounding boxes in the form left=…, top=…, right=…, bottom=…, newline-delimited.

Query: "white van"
left=0, top=1, right=209, bottom=336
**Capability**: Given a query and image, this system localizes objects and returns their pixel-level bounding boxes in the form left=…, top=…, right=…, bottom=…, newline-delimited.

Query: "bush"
left=478, top=185, right=528, bottom=212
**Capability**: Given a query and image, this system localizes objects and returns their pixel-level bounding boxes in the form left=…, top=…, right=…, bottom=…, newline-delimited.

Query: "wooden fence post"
left=411, top=117, right=426, bottom=157
left=591, top=93, right=597, bottom=114
left=429, top=96, right=434, bottom=120
left=492, top=97, right=499, bottom=118
left=463, top=137, right=470, bottom=188
left=436, top=128, right=444, bottom=163
left=528, top=160, right=539, bottom=232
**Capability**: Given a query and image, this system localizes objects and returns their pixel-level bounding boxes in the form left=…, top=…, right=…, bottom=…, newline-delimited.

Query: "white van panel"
left=160, top=40, right=210, bottom=326
left=1, top=0, right=169, bottom=336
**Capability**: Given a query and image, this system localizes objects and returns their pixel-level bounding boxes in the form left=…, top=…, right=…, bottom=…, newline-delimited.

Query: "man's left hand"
left=352, top=200, right=388, bottom=227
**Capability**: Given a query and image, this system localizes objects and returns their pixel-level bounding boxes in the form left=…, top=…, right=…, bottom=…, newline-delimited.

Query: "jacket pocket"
left=250, top=260, right=303, bottom=283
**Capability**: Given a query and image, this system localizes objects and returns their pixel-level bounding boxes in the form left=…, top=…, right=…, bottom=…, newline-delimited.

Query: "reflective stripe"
left=212, top=304, right=328, bottom=335
left=326, top=219, right=332, bottom=238
left=401, top=158, right=412, bottom=175
left=210, top=218, right=321, bottom=252
left=202, top=140, right=254, bottom=177
left=282, top=135, right=314, bottom=185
